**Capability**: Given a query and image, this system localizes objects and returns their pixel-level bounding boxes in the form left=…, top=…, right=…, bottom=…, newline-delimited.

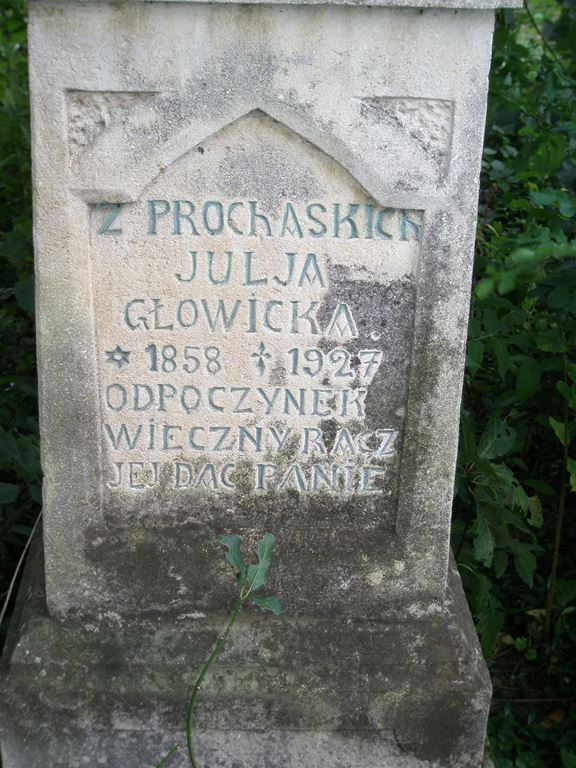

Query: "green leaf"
left=478, top=417, right=516, bottom=460
left=548, top=285, right=571, bottom=309
left=14, top=279, right=34, bottom=315
left=249, top=595, right=283, bottom=615
left=475, top=278, right=495, bottom=301
left=561, top=748, right=576, bottom=768
left=526, top=496, right=543, bottom=529
left=218, top=535, right=246, bottom=585
left=512, top=544, right=537, bottom=588
left=559, top=197, right=576, bottom=219
left=509, top=247, right=537, bottom=267
left=0, top=482, right=19, bottom=503
left=466, top=340, right=485, bottom=375
left=549, top=417, right=568, bottom=447
left=557, top=380, right=576, bottom=410
left=2, top=230, right=29, bottom=266
left=497, top=269, right=519, bottom=295
left=514, top=636, right=528, bottom=652
left=246, top=533, right=276, bottom=594
left=491, top=337, right=510, bottom=381
left=568, top=458, right=576, bottom=493
left=473, top=512, right=494, bottom=567
left=516, top=362, right=541, bottom=401
left=524, top=479, right=556, bottom=496
left=0, top=429, right=20, bottom=464
left=532, top=135, right=567, bottom=177
left=473, top=574, right=504, bottom=656
left=534, top=329, right=567, bottom=354
left=553, top=579, right=576, bottom=610
left=494, top=550, right=509, bottom=578
left=530, top=189, right=558, bottom=207
left=512, top=483, right=530, bottom=513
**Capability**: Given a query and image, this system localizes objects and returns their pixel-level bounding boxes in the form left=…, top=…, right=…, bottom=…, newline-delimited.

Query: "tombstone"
left=0, top=0, right=521, bottom=766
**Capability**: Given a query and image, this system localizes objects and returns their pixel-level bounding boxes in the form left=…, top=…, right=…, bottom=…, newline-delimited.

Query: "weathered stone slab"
left=0, top=0, right=519, bottom=765
left=29, top=0, right=503, bottom=618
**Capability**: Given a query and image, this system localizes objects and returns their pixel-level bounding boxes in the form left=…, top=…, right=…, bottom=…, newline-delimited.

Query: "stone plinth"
left=2, top=534, right=490, bottom=767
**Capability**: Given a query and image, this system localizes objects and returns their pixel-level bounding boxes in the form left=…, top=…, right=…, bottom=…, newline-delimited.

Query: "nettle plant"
left=157, top=533, right=282, bottom=768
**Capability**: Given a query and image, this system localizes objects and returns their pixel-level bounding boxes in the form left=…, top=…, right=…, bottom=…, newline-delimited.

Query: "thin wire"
left=0, top=511, right=42, bottom=631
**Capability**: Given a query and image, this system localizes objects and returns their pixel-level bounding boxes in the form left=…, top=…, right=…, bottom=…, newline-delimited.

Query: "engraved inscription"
left=88, top=113, right=421, bottom=497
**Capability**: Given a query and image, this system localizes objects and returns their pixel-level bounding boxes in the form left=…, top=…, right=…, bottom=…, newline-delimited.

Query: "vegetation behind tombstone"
left=0, top=0, right=39, bottom=640
left=0, top=1, right=574, bottom=765
left=454, top=5, right=576, bottom=766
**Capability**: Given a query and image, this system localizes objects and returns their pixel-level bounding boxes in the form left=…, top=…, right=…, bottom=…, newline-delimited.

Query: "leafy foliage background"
left=0, top=1, right=575, bottom=765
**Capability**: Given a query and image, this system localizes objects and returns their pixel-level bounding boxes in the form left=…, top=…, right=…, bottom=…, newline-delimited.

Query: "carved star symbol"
left=105, top=346, right=131, bottom=369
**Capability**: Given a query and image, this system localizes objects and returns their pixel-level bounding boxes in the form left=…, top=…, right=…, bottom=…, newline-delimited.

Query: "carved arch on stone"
left=70, top=101, right=391, bottom=205
left=138, top=106, right=382, bottom=204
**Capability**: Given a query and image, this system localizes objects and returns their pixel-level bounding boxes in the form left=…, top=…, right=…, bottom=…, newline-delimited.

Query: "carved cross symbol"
left=252, top=341, right=271, bottom=376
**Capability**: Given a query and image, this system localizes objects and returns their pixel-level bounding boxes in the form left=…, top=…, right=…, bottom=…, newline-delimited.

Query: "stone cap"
left=46, top=0, right=524, bottom=9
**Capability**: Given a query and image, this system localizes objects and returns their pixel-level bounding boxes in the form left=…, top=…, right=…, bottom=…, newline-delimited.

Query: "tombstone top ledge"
left=43, top=0, right=524, bottom=9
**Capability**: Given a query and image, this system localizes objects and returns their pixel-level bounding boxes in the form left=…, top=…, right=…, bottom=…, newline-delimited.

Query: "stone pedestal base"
left=1, top=537, right=491, bottom=768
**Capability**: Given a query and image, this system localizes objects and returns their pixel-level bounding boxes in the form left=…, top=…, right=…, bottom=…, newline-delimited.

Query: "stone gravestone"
left=0, top=0, right=520, bottom=766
